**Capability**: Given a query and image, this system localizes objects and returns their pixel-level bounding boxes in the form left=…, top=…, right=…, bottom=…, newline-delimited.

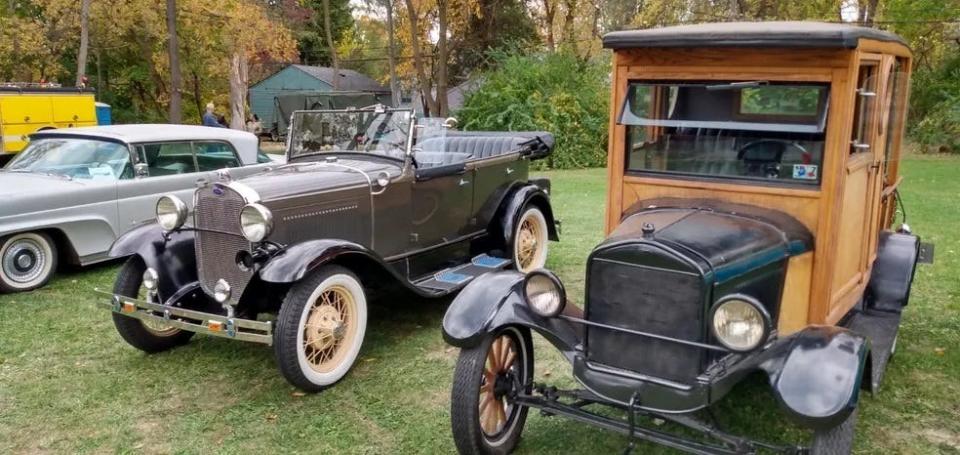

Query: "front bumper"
left=96, top=289, right=273, bottom=345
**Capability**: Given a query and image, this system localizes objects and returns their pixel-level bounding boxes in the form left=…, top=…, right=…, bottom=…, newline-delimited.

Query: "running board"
left=845, top=309, right=902, bottom=392
left=414, top=254, right=512, bottom=292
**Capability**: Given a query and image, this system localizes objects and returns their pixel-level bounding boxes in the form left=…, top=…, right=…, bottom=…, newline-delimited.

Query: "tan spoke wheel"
left=479, top=335, right=520, bottom=437
left=513, top=207, right=549, bottom=273
left=136, top=279, right=179, bottom=337
left=302, top=284, right=359, bottom=374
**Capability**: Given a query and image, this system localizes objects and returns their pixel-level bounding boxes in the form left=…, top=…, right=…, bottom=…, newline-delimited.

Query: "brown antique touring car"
left=442, top=22, right=932, bottom=454
left=99, top=107, right=558, bottom=392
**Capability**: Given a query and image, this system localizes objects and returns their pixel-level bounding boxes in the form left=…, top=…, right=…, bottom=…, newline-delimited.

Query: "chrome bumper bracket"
left=95, top=289, right=273, bottom=345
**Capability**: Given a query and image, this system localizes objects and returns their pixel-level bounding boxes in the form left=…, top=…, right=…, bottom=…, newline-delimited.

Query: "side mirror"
left=443, top=117, right=459, bottom=129
left=134, top=163, right=149, bottom=178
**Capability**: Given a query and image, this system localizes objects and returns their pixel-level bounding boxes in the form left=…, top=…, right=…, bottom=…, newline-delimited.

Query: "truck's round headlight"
left=156, top=195, right=188, bottom=231
left=523, top=270, right=566, bottom=317
left=240, top=203, right=273, bottom=242
left=710, top=295, right=770, bottom=352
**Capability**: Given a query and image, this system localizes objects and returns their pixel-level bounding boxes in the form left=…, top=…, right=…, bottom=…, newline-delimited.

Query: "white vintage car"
left=0, top=124, right=281, bottom=293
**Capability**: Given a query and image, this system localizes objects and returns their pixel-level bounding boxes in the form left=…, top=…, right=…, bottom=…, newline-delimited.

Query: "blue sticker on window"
left=793, top=164, right=819, bottom=180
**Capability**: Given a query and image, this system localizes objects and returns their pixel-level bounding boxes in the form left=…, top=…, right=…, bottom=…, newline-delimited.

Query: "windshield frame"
left=286, top=107, right=416, bottom=164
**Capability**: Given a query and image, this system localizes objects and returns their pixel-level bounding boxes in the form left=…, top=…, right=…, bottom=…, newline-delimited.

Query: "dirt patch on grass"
left=923, top=429, right=960, bottom=450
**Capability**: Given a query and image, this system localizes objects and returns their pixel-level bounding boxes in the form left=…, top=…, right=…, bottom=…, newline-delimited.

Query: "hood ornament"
left=215, top=169, right=232, bottom=182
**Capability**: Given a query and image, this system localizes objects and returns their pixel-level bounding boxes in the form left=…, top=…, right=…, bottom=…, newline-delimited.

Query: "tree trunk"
left=322, top=0, right=340, bottom=90
left=166, top=0, right=182, bottom=123
left=543, top=0, right=556, bottom=52
left=385, top=0, right=401, bottom=107
left=192, top=71, right=203, bottom=123
left=436, top=0, right=449, bottom=117
left=229, top=52, right=248, bottom=130
left=403, top=0, right=437, bottom=116
left=561, top=0, right=576, bottom=51
left=75, top=0, right=90, bottom=87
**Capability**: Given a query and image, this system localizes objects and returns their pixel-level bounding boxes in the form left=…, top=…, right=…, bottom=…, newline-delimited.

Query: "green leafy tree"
left=458, top=50, right=609, bottom=169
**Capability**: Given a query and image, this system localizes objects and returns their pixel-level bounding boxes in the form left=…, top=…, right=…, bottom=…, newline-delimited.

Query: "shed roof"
left=286, top=65, right=389, bottom=92
left=602, top=21, right=908, bottom=50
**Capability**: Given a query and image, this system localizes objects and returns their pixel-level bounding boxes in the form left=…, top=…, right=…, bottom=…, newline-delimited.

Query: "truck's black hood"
left=602, top=198, right=813, bottom=281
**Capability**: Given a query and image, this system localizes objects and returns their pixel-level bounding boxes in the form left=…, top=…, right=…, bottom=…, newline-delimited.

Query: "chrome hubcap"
left=2, top=239, right=45, bottom=284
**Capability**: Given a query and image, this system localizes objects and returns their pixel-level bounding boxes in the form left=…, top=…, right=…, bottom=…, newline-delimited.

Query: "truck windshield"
left=620, top=81, right=829, bottom=186
left=288, top=108, right=412, bottom=161
left=5, top=138, right=130, bottom=181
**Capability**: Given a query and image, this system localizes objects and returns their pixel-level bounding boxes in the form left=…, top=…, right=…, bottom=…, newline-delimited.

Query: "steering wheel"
left=736, top=140, right=812, bottom=179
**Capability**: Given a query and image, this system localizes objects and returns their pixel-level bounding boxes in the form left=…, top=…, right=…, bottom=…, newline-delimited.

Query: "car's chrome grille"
left=585, top=258, right=705, bottom=384
left=195, top=185, right=253, bottom=305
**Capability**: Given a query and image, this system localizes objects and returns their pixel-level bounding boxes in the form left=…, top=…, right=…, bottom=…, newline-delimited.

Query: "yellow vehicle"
left=0, top=85, right=98, bottom=165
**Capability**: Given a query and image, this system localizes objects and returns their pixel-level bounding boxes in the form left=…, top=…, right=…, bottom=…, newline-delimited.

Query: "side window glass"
left=883, top=60, right=907, bottom=181
left=851, top=64, right=878, bottom=154
left=195, top=141, right=241, bottom=171
left=140, top=142, right=197, bottom=176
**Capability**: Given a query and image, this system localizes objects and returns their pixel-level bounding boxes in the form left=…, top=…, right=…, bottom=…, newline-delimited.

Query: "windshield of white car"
left=288, top=109, right=412, bottom=161
left=5, top=138, right=131, bottom=181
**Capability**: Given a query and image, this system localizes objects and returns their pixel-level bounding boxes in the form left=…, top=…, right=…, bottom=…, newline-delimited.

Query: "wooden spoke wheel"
left=302, top=284, right=358, bottom=374
left=111, top=257, right=194, bottom=353
left=512, top=206, right=549, bottom=273
left=275, top=265, right=368, bottom=392
left=451, top=327, right=533, bottom=455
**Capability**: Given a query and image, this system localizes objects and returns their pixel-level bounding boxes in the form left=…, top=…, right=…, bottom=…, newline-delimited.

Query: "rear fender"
left=442, top=271, right=580, bottom=359
left=108, top=223, right=197, bottom=302
left=759, top=326, right=870, bottom=430
left=498, top=183, right=559, bottom=249
left=867, top=231, right=921, bottom=312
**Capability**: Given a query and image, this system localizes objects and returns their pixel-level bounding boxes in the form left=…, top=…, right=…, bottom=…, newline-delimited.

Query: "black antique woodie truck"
left=442, top=22, right=932, bottom=454
left=98, top=106, right=558, bottom=391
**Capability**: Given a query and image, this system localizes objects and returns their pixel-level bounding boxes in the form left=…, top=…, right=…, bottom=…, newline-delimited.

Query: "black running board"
left=414, top=254, right=512, bottom=293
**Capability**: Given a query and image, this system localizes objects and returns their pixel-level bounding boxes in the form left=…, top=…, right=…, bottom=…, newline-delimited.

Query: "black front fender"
left=108, top=223, right=198, bottom=302
left=442, top=271, right=581, bottom=359
left=258, top=239, right=386, bottom=284
left=759, top=326, right=870, bottom=430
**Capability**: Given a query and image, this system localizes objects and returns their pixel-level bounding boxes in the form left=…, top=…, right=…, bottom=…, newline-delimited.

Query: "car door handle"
left=506, top=167, right=514, bottom=175
left=459, top=178, right=470, bottom=186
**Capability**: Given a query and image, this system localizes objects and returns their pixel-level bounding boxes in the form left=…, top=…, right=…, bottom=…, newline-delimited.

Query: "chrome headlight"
left=239, top=203, right=273, bottom=242
left=156, top=195, right=188, bottom=231
left=710, top=295, right=771, bottom=352
left=523, top=270, right=566, bottom=317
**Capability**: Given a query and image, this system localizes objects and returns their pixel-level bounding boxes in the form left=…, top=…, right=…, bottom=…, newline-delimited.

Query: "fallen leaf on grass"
left=291, top=391, right=306, bottom=397
left=266, top=414, right=278, bottom=422
left=934, top=347, right=946, bottom=356
left=364, top=357, right=377, bottom=362
left=543, top=370, right=552, bottom=377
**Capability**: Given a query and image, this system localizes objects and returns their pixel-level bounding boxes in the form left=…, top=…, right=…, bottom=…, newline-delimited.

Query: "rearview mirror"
left=443, top=117, right=459, bottom=129
left=134, top=163, right=149, bottom=178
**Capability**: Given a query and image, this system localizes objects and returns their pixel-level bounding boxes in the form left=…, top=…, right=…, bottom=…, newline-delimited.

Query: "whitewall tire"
left=275, top=265, right=368, bottom=392
left=512, top=206, right=549, bottom=273
left=0, top=232, right=58, bottom=293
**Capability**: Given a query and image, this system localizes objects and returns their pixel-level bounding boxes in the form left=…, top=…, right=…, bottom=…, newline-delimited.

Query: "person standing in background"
left=202, top=102, right=224, bottom=128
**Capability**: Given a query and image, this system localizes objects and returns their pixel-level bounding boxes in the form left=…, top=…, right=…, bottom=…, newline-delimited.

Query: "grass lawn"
left=1, top=155, right=958, bottom=454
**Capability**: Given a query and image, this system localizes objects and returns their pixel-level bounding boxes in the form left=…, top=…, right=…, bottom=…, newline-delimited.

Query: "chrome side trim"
left=96, top=289, right=272, bottom=345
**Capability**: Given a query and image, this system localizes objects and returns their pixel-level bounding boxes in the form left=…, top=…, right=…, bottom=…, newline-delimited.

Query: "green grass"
left=1, top=156, right=958, bottom=454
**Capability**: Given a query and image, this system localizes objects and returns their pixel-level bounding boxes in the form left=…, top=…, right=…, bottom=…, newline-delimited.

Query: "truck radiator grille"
left=585, top=259, right=705, bottom=384
left=194, top=185, right=253, bottom=305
